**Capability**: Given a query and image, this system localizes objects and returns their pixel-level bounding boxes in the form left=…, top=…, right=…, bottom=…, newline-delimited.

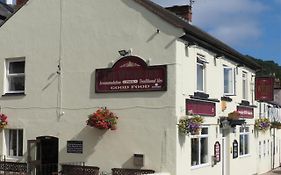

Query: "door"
left=27, top=136, right=58, bottom=175
left=27, top=140, right=40, bottom=175
left=222, top=129, right=230, bottom=175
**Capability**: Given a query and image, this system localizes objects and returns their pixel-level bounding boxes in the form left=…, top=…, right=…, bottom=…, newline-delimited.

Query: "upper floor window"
left=197, top=55, right=206, bottom=92
left=242, top=72, right=248, bottom=100
left=5, top=129, right=23, bottom=157
left=223, top=66, right=235, bottom=95
left=5, top=58, right=25, bottom=94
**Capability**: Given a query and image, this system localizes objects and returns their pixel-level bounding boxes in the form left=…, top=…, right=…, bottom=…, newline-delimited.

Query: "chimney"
left=166, top=5, right=192, bottom=23
left=16, top=0, right=27, bottom=6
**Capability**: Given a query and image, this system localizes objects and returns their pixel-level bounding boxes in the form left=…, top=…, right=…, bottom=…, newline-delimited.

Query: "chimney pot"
left=166, top=5, right=192, bottom=23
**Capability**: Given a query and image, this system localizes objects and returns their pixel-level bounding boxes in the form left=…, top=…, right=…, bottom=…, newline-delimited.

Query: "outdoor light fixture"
left=118, top=49, right=132, bottom=56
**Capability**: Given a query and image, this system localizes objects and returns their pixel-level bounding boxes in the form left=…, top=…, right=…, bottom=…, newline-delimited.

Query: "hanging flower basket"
left=271, top=121, right=281, bottom=129
left=255, top=118, right=271, bottom=132
left=178, top=115, right=204, bottom=135
left=0, top=113, right=8, bottom=128
left=86, top=108, right=118, bottom=130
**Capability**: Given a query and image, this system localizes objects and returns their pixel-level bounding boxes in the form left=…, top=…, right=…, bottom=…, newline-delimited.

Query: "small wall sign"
left=237, top=106, right=254, bottom=119
left=67, top=141, right=83, bottom=154
left=214, top=141, right=221, bottom=162
left=95, top=56, right=167, bottom=93
left=186, top=99, right=216, bottom=116
left=233, top=140, right=238, bottom=159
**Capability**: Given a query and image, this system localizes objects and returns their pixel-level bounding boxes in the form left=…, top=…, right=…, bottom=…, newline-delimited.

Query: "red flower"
left=87, top=108, right=118, bottom=130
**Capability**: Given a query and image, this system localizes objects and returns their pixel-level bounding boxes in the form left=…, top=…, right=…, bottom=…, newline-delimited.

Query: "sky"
left=152, top=0, right=281, bottom=65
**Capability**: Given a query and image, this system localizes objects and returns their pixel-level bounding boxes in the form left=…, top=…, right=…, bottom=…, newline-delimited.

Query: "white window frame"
left=242, top=71, right=248, bottom=100
left=4, top=58, right=25, bottom=94
left=223, top=65, right=235, bottom=95
left=191, top=127, right=209, bottom=168
left=4, top=129, right=24, bottom=158
left=239, top=127, right=250, bottom=156
left=196, top=55, right=206, bottom=92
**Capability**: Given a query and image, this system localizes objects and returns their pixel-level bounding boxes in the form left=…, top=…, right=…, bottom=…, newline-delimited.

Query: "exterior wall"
left=175, top=41, right=257, bottom=175
left=255, top=102, right=281, bottom=174
left=0, top=0, right=279, bottom=174
left=0, top=0, right=185, bottom=174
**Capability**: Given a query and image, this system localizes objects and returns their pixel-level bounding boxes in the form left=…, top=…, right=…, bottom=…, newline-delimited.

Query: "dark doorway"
left=28, top=136, right=58, bottom=175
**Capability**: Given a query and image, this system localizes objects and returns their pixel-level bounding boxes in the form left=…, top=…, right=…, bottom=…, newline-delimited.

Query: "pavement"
left=262, top=167, right=281, bottom=175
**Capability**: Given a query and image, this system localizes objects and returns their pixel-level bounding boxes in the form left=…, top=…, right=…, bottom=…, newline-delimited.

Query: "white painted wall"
left=175, top=40, right=258, bottom=175
left=0, top=0, right=185, bottom=174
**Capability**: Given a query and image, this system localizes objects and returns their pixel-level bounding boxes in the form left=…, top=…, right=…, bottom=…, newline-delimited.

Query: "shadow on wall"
left=121, top=0, right=181, bottom=48
left=59, top=126, right=106, bottom=165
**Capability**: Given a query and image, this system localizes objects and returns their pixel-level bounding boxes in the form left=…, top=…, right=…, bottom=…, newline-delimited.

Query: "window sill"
left=191, top=163, right=210, bottom=170
left=223, top=94, right=236, bottom=97
left=239, top=154, right=251, bottom=158
left=3, top=156, right=24, bottom=162
left=2, top=92, right=26, bottom=97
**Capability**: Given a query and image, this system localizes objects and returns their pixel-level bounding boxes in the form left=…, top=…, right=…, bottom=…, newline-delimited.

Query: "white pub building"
left=0, top=0, right=280, bottom=175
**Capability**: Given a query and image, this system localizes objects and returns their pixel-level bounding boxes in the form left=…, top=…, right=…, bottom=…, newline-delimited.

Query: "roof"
left=0, top=1, right=14, bottom=22
left=0, top=1, right=26, bottom=27
left=134, top=0, right=261, bottom=70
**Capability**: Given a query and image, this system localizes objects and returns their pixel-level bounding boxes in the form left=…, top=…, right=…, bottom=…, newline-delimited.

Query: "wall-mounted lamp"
left=118, top=50, right=129, bottom=56
left=118, top=49, right=132, bottom=56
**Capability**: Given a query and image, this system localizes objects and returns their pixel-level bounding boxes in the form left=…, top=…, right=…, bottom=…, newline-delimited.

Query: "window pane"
left=197, top=64, right=204, bottom=91
left=200, top=138, right=208, bottom=164
left=8, top=76, right=25, bottom=91
left=201, top=128, right=208, bottom=135
left=245, top=135, right=249, bottom=154
left=9, top=130, right=17, bottom=156
left=9, top=61, right=25, bottom=74
left=240, top=135, right=244, bottom=155
left=18, top=130, right=23, bottom=156
left=191, top=138, right=199, bottom=166
left=224, top=68, right=233, bottom=94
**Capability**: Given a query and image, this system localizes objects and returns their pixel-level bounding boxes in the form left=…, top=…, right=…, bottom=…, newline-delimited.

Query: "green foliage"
left=247, top=55, right=281, bottom=81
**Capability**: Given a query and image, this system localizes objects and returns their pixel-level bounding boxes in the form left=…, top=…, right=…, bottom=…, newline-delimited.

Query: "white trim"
left=4, top=58, right=25, bottom=94
left=191, top=163, right=211, bottom=170
left=196, top=61, right=205, bottom=92
left=223, top=66, right=235, bottom=96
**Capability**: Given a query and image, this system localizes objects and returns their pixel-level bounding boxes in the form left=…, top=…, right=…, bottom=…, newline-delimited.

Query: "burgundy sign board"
left=186, top=99, right=216, bottom=116
left=255, top=77, right=274, bottom=101
left=237, top=106, right=254, bottom=119
left=95, top=56, right=167, bottom=93
left=214, top=141, right=221, bottom=162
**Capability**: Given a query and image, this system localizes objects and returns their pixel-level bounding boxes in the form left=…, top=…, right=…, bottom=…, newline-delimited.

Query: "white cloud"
left=152, top=0, right=268, bottom=48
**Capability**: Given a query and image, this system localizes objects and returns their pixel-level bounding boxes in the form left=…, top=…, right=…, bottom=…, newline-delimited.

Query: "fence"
left=0, top=160, right=155, bottom=175
left=0, top=161, right=27, bottom=175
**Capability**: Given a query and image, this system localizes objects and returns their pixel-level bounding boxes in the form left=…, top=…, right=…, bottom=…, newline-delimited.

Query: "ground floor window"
left=191, top=127, right=208, bottom=166
left=5, top=129, right=23, bottom=157
left=239, top=127, right=249, bottom=156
